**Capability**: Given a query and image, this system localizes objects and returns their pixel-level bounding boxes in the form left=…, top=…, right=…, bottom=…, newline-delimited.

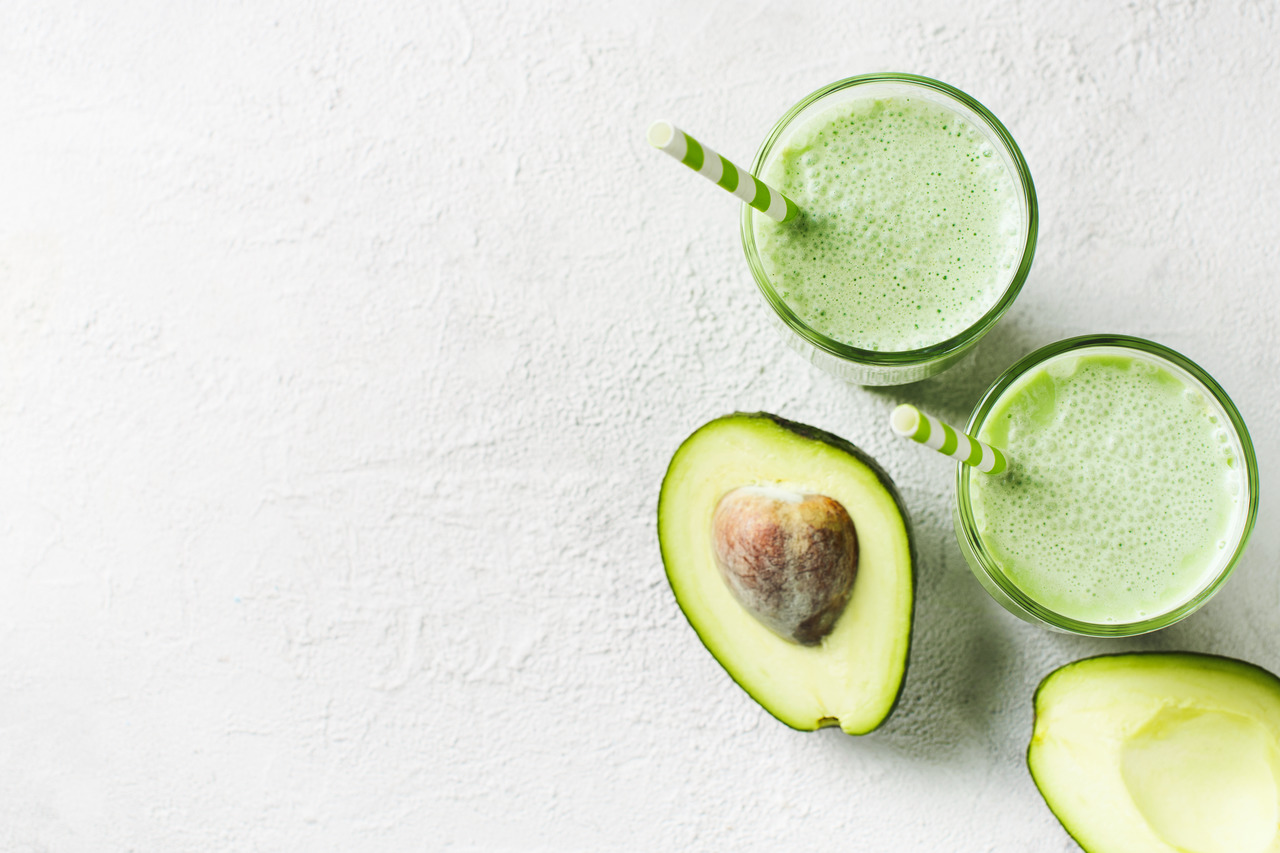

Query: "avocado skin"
left=657, top=411, right=917, bottom=734
left=1027, top=651, right=1280, bottom=852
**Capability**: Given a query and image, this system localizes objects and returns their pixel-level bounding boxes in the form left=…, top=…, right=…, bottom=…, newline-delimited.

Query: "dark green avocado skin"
left=1027, top=651, right=1280, bottom=851
left=657, top=411, right=917, bottom=733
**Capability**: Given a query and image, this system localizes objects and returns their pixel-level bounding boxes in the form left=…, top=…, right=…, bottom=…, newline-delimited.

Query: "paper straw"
left=647, top=121, right=800, bottom=223
left=890, top=404, right=1008, bottom=474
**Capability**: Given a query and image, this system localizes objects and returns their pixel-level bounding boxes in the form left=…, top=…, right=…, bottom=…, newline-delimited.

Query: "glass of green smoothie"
left=743, top=73, right=1038, bottom=386
left=954, top=335, right=1258, bottom=636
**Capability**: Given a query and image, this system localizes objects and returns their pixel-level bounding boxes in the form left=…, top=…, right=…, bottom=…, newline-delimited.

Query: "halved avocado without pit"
left=657, top=412, right=914, bottom=734
left=1029, top=652, right=1280, bottom=853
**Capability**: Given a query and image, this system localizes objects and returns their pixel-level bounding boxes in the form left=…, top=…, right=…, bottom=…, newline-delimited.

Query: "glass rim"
left=740, top=72, right=1039, bottom=366
left=955, top=333, right=1260, bottom=637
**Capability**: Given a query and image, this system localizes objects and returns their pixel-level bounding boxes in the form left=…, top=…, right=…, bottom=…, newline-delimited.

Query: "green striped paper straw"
left=647, top=121, right=800, bottom=223
left=890, top=404, right=1008, bottom=474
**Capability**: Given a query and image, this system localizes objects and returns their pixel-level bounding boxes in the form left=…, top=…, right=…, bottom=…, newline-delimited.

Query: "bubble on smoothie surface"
left=970, top=354, right=1243, bottom=624
left=753, top=95, right=1023, bottom=352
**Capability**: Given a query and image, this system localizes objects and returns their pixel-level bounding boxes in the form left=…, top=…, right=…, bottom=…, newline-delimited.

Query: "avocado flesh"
left=657, top=413, right=914, bottom=734
left=1029, top=653, right=1280, bottom=853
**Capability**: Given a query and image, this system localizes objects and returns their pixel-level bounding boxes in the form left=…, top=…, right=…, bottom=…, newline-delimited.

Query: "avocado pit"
left=711, top=485, right=859, bottom=645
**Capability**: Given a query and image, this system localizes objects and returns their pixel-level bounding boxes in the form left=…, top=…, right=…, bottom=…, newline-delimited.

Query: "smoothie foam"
left=969, top=349, right=1245, bottom=624
left=753, top=94, right=1024, bottom=352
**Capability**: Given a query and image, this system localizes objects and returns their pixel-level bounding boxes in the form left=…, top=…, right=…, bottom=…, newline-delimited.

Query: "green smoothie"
left=968, top=347, right=1247, bottom=625
left=753, top=93, right=1025, bottom=352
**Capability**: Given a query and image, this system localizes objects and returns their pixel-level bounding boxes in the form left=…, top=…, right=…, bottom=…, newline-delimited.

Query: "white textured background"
left=2, top=1, right=1278, bottom=850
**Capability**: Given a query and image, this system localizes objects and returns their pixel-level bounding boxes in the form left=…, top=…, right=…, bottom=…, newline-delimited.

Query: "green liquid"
left=970, top=350, right=1244, bottom=624
left=754, top=94, right=1023, bottom=352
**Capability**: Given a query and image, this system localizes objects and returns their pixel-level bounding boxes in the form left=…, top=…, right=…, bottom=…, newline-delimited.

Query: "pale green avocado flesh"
left=657, top=412, right=914, bottom=735
left=1029, top=653, right=1280, bottom=853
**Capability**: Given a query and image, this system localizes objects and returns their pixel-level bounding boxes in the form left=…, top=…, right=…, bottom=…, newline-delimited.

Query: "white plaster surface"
left=2, top=1, right=1278, bottom=850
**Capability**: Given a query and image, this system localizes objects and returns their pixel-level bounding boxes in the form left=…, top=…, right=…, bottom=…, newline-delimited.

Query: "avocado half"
left=657, top=412, right=914, bottom=734
left=1029, top=653, right=1280, bottom=853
